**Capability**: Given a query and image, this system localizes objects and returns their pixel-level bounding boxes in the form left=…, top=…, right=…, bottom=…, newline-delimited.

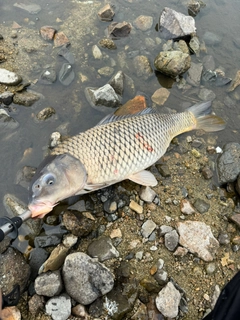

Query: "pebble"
left=141, top=220, right=157, bottom=238
left=218, top=233, right=230, bottom=245
left=62, top=210, right=95, bottom=237
left=34, top=270, right=63, bottom=297
left=133, top=15, right=153, bottom=31
left=194, top=198, right=210, bottom=213
left=154, top=269, right=168, bottom=285
left=99, top=38, right=117, bottom=50
left=36, top=107, right=56, bottom=120
left=98, top=3, right=115, bottom=21
left=108, top=70, right=124, bottom=96
left=155, top=281, right=181, bottom=318
left=28, top=294, right=45, bottom=316
left=45, top=294, right=71, bottom=320
left=205, top=263, right=216, bottom=275
left=34, top=234, right=62, bottom=248
left=229, top=213, right=240, bottom=228
left=0, top=109, right=19, bottom=131
left=180, top=199, right=195, bottom=215
left=164, top=230, right=179, bottom=251
left=129, top=200, right=143, bottom=214
left=0, top=68, right=22, bottom=85
left=92, top=45, right=103, bottom=59
left=85, top=84, right=121, bottom=110
left=29, top=248, right=49, bottom=279
left=62, top=252, right=114, bottom=305
left=54, top=31, right=70, bottom=47
left=49, top=131, right=61, bottom=148
left=39, top=26, right=56, bottom=41
left=186, top=62, right=203, bottom=87
left=151, top=88, right=170, bottom=106
left=107, top=21, right=132, bottom=38
left=40, top=67, right=57, bottom=84
left=13, top=91, right=40, bottom=106
left=87, top=236, right=119, bottom=261
left=198, top=88, right=216, bottom=101
left=0, top=306, right=21, bottom=320
left=173, top=246, right=188, bottom=257
left=110, top=228, right=122, bottom=239
left=158, top=225, right=173, bottom=236
left=139, top=186, right=157, bottom=203
left=72, top=304, right=88, bottom=318
left=177, top=221, right=219, bottom=261
left=0, top=91, right=14, bottom=105
left=203, top=31, right=222, bottom=46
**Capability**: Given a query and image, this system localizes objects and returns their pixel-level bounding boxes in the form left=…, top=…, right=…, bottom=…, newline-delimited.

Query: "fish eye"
left=43, top=173, right=56, bottom=186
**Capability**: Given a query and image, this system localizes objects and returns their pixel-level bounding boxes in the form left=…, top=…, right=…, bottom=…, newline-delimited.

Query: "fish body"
left=28, top=101, right=225, bottom=218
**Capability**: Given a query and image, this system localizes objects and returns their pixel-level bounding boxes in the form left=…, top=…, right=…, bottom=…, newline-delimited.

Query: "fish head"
left=28, top=154, right=87, bottom=218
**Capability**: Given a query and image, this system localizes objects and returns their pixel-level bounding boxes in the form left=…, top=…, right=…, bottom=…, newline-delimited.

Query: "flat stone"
left=87, top=236, right=119, bottom=262
left=177, top=221, right=219, bottom=261
left=85, top=84, right=121, bottom=110
left=92, top=45, right=103, bottom=59
left=155, top=282, right=181, bottom=318
left=62, top=252, right=114, bottom=305
left=141, top=220, right=157, bottom=238
left=39, top=26, right=56, bottom=41
left=0, top=68, right=22, bottom=85
left=129, top=200, right=143, bottom=214
left=133, top=15, right=153, bottom=31
left=151, top=88, right=170, bottom=106
left=139, top=186, right=157, bottom=203
left=203, top=31, right=222, bottom=46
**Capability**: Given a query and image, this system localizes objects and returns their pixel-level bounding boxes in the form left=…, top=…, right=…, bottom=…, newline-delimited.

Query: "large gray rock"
left=0, top=68, right=22, bottom=85
left=176, top=221, right=219, bottom=261
left=217, top=143, right=240, bottom=184
left=34, top=270, right=63, bottom=297
left=62, top=252, right=114, bottom=305
left=154, top=51, right=191, bottom=78
left=155, top=282, right=181, bottom=318
left=159, top=7, right=196, bottom=40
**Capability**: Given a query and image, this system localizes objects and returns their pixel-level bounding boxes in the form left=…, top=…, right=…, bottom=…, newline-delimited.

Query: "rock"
left=58, top=45, right=75, bottom=64
left=39, top=26, right=56, bottom=41
left=155, top=282, right=181, bottom=318
left=218, top=233, right=230, bottom=245
left=54, top=31, right=70, bottom=47
left=227, top=70, right=240, bottom=92
left=180, top=199, right=195, bottom=215
left=154, top=51, right=191, bottom=78
left=156, top=163, right=171, bottom=177
left=110, top=228, right=122, bottom=239
left=13, top=3, right=41, bottom=14
left=98, top=66, right=114, bottom=77
left=99, top=38, right=117, bottom=50
left=34, top=234, right=62, bottom=248
left=173, top=39, right=189, bottom=54
left=62, top=252, right=114, bottom=305
left=35, top=270, right=63, bottom=297
left=0, top=91, right=14, bottom=105
left=193, top=198, right=210, bottom=213
left=186, top=62, right=203, bottom=86
left=0, top=306, right=21, bottom=320
left=165, top=230, right=179, bottom=251
left=72, top=304, right=89, bottom=318
left=202, top=166, right=214, bottom=180
left=159, top=225, right=173, bottom=236
left=92, top=45, right=103, bottom=59
left=13, top=91, right=40, bottom=106
left=139, top=186, right=157, bottom=203
left=188, top=0, right=201, bottom=16
left=87, top=236, right=119, bottom=261
left=62, top=210, right=95, bottom=237
left=114, top=95, right=146, bottom=116
left=108, top=21, right=132, bottom=38
left=40, top=67, right=57, bottom=84
left=198, top=88, right=216, bottom=101
left=177, top=221, right=219, bottom=261
left=28, top=294, right=45, bottom=316
left=141, top=220, right=157, bottom=238
left=39, top=243, right=70, bottom=273
left=0, top=247, right=31, bottom=294
left=133, top=15, right=153, bottom=31
left=45, top=294, right=71, bottom=320
left=0, top=109, right=19, bottom=131
left=108, top=71, right=124, bottom=96
left=0, top=68, right=22, bottom=85
left=85, top=84, right=121, bottom=110
left=154, top=269, right=168, bottom=286
left=173, top=246, right=188, bottom=257
left=59, top=63, right=75, bottom=86
left=133, top=55, right=153, bottom=79
left=159, top=7, right=196, bottom=40
left=36, top=107, right=56, bottom=120
left=217, top=143, right=240, bottom=184
left=98, top=4, right=115, bottom=21
left=29, top=248, right=49, bottom=279
left=129, top=200, right=143, bottom=214
left=151, top=88, right=170, bottom=106
left=202, top=70, right=232, bottom=87
left=203, top=31, right=222, bottom=46
left=229, top=214, right=240, bottom=229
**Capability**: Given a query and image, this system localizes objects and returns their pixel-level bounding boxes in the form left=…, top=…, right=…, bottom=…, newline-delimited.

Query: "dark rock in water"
left=159, top=7, right=196, bottom=40
left=85, top=84, right=121, bottom=111
left=0, top=247, right=31, bottom=294
left=45, top=294, right=71, bottom=320
left=108, top=71, right=124, bottom=96
left=34, top=270, right=63, bottom=297
left=186, top=62, right=203, bottom=87
left=58, top=63, right=75, bottom=86
left=203, top=31, right=222, bottom=46
left=202, top=70, right=232, bottom=86
left=0, top=68, right=22, bottom=85
left=108, top=21, right=132, bottom=38
left=29, top=248, right=49, bottom=280
left=154, top=51, right=191, bottom=78
left=34, top=234, right=62, bottom=248
left=0, top=91, right=14, bottom=105
left=87, top=236, right=119, bottom=262
left=15, top=165, right=36, bottom=189
left=39, top=26, right=56, bottom=41
left=58, top=45, right=75, bottom=64
left=0, top=109, right=19, bottom=131
left=36, top=107, right=56, bottom=120
left=62, top=210, right=95, bottom=237
left=0, top=236, right=11, bottom=254
left=40, top=67, right=57, bottom=84
left=62, top=252, right=114, bottom=305
left=217, top=143, right=240, bottom=184
left=98, top=3, right=115, bottom=21
left=13, top=91, right=41, bottom=106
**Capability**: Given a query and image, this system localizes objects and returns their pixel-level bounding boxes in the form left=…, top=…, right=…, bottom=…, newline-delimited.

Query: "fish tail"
left=188, top=101, right=226, bottom=132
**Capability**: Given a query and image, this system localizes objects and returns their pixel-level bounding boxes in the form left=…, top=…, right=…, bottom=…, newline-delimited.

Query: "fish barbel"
left=28, top=101, right=225, bottom=218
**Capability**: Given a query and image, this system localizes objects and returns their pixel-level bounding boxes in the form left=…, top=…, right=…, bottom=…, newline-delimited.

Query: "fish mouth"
left=28, top=200, right=55, bottom=218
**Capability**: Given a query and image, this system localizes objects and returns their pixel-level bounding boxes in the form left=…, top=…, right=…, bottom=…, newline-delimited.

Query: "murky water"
left=0, top=0, right=239, bottom=228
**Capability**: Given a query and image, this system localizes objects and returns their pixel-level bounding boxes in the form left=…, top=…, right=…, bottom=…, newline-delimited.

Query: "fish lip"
left=28, top=200, right=56, bottom=218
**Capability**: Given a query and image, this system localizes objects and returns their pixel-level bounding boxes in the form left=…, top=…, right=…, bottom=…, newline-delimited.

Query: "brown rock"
left=28, top=294, right=45, bottom=316
left=133, top=15, right=153, bottom=31
left=180, top=199, right=195, bottom=215
left=1, top=306, right=21, bottom=320
left=40, top=26, right=56, bottom=41
left=151, top=88, right=170, bottom=106
left=114, top=95, right=147, bottom=116
left=108, top=21, right=132, bottom=38
left=98, top=4, right=115, bottom=21
left=54, top=31, right=70, bottom=47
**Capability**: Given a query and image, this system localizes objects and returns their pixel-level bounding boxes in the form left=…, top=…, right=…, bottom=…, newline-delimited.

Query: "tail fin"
left=188, top=101, right=226, bottom=132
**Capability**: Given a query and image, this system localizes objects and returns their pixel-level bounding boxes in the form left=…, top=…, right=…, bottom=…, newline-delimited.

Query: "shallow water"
left=0, top=0, right=239, bottom=224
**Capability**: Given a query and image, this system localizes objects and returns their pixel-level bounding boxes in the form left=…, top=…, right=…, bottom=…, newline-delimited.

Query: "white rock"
left=156, top=282, right=181, bottom=318
left=0, top=68, right=22, bottom=85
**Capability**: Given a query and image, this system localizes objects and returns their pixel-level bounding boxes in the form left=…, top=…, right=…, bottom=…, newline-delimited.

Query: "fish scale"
left=51, top=111, right=194, bottom=185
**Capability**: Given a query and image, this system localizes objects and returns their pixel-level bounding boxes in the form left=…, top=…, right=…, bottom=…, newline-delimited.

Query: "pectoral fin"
left=128, top=170, right=157, bottom=187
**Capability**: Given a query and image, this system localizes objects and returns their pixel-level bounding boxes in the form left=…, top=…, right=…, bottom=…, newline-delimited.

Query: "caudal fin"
left=188, top=101, right=226, bottom=132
